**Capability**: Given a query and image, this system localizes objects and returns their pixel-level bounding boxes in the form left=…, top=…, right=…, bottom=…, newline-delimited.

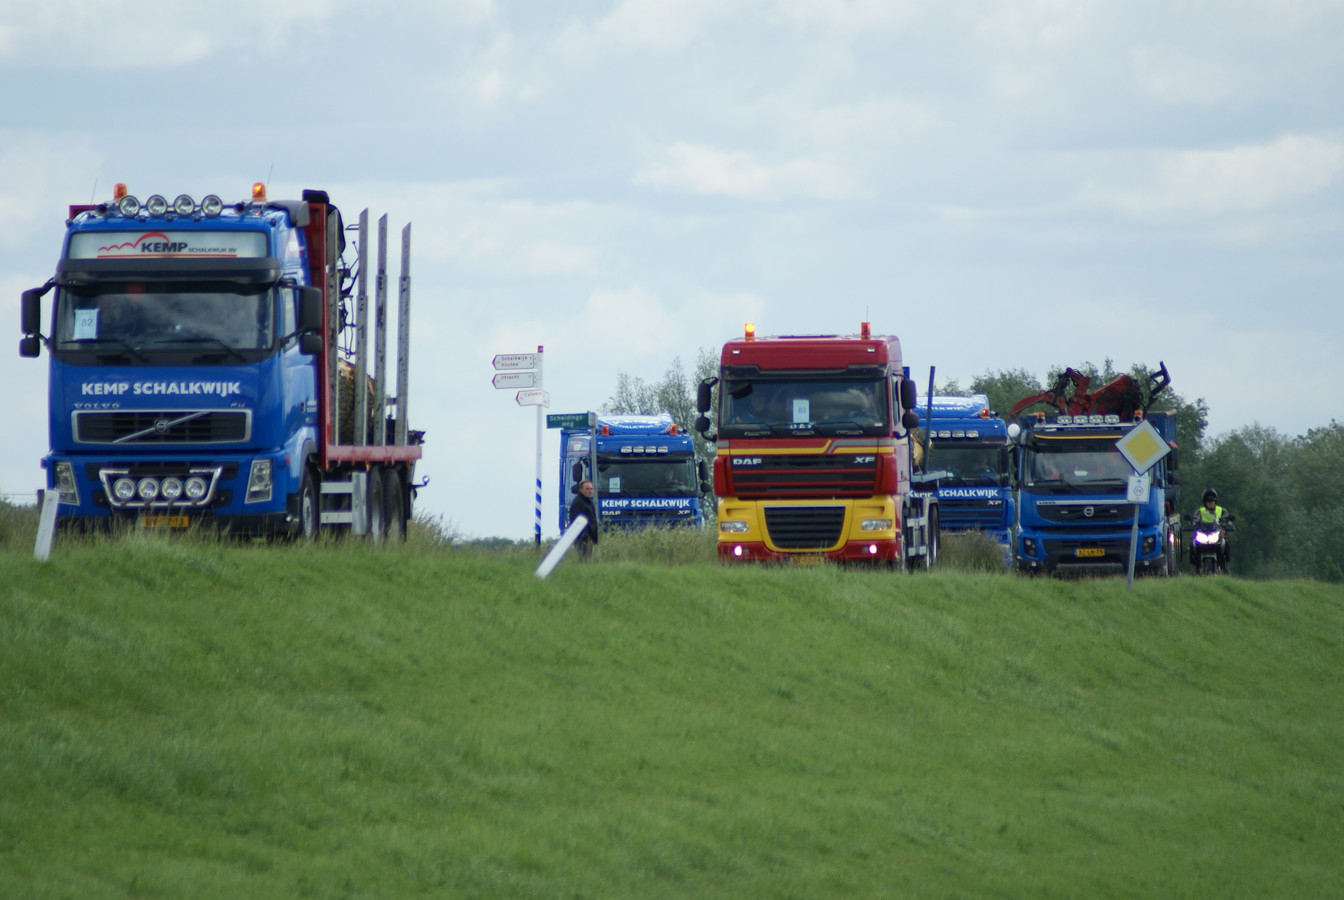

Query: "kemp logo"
left=602, top=497, right=694, bottom=510
left=81, top=380, right=243, bottom=397
left=98, top=232, right=189, bottom=256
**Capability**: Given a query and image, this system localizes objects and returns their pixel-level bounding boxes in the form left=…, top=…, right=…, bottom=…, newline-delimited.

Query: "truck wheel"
left=366, top=466, right=385, bottom=542
left=297, top=469, right=319, bottom=541
left=383, top=467, right=406, bottom=541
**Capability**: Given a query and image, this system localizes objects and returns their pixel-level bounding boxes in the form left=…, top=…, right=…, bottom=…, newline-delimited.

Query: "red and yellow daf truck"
left=694, top=322, right=939, bottom=567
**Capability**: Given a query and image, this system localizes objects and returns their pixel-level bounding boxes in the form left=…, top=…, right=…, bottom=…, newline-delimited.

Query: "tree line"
left=608, top=354, right=1342, bottom=582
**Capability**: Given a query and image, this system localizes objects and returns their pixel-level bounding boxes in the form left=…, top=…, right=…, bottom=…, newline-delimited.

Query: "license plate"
left=787, top=554, right=825, bottom=567
left=1075, top=547, right=1105, bottom=558
left=141, top=514, right=190, bottom=529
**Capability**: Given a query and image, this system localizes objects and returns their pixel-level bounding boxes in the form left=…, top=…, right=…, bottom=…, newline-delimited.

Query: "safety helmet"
left=1202, top=488, right=1218, bottom=504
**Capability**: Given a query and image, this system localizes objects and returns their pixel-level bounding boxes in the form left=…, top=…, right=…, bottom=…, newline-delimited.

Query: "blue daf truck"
left=559, top=413, right=707, bottom=532
left=918, top=394, right=1013, bottom=560
left=19, top=183, right=422, bottom=538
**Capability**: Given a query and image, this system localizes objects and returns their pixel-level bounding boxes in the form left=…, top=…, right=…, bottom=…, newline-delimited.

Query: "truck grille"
left=73, top=410, right=251, bottom=445
left=731, top=454, right=876, bottom=498
left=764, top=506, right=845, bottom=549
left=1035, top=501, right=1130, bottom=525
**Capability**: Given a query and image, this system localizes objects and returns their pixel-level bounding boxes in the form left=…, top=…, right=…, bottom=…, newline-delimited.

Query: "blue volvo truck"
left=918, top=394, right=1013, bottom=559
left=1011, top=410, right=1180, bottom=576
left=559, top=414, right=707, bottom=532
left=19, top=183, right=423, bottom=538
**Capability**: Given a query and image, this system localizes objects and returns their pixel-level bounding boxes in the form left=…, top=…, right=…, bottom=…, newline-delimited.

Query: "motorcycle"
left=1189, top=513, right=1235, bottom=575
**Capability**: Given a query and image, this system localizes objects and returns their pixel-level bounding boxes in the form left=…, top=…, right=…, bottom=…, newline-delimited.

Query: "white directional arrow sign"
left=492, top=371, right=537, bottom=389
left=492, top=353, right=538, bottom=371
left=516, top=389, right=549, bottom=407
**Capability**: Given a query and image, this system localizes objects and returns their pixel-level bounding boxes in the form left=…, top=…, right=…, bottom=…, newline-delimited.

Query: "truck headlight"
left=720, top=520, right=749, bottom=533
left=860, top=518, right=893, bottom=531
left=54, top=461, right=79, bottom=506
left=245, top=459, right=273, bottom=504
left=160, top=477, right=184, bottom=501
left=137, top=478, right=160, bottom=501
left=113, top=477, right=137, bottom=502
left=185, top=476, right=209, bottom=501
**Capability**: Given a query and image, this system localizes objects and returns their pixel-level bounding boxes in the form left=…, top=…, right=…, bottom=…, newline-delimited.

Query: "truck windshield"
left=54, top=283, right=275, bottom=354
left=598, top=457, right=699, bottom=496
left=1022, top=438, right=1131, bottom=491
left=930, top=444, right=1006, bottom=485
left=720, top=376, right=888, bottom=437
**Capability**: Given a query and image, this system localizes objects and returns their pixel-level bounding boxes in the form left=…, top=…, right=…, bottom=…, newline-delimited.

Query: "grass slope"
left=2, top=537, right=1341, bottom=898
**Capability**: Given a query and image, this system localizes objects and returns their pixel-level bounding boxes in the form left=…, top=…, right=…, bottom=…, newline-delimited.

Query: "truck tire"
left=383, top=467, right=406, bottom=541
left=297, top=469, right=319, bottom=541
left=366, top=466, right=385, bottom=542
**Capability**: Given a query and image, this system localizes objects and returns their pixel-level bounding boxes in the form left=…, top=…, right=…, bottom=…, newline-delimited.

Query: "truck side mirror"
left=571, top=461, right=584, bottom=483
left=298, top=332, right=323, bottom=355
left=21, top=288, right=44, bottom=336
left=696, top=379, right=716, bottom=414
left=297, top=286, right=323, bottom=333
left=899, top=378, right=917, bottom=411
left=20, top=336, right=41, bottom=358
left=901, top=409, right=921, bottom=431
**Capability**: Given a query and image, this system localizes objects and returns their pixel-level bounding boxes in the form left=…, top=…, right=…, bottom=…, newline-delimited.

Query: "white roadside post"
left=34, top=490, right=60, bottom=562
left=536, top=515, right=588, bottom=578
left=492, top=348, right=549, bottom=547
left=1116, top=418, right=1173, bottom=590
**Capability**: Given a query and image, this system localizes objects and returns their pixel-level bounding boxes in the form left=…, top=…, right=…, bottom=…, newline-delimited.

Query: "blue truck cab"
left=918, top=394, right=1013, bottom=559
left=559, top=414, right=708, bottom=532
left=1011, top=410, right=1180, bottom=576
left=19, top=184, right=421, bottom=538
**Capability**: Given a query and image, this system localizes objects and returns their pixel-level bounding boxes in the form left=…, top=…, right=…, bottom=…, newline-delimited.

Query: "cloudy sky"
left=2, top=0, right=1341, bottom=539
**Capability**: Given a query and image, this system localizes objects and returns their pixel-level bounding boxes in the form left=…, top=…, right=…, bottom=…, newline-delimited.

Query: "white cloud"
left=1131, top=44, right=1242, bottom=106
left=635, top=142, right=863, bottom=200
left=1073, top=134, right=1344, bottom=216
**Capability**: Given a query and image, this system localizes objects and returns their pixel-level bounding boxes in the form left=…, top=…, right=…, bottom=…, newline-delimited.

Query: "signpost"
left=1115, top=419, right=1173, bottom=589
left=493, top=347, right=545, bottom=546
left=492, top=371, right=536, bottom=389
left=515, top=389, right=549, bottom=407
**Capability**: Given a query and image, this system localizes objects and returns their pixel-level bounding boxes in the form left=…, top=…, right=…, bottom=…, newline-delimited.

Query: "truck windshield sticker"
left=69, top=231, right=268, bottom=260
left=73, top=309, right=99, bottom=340
left=609, top=476, right=622, bottom=493
left=793, top=398, right=810, bottom=423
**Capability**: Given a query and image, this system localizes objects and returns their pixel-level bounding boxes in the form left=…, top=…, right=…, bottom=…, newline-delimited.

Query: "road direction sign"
left=492, top=353, right=537, bottom=371
left=492, top=371, right=537, bottom=389
left=546, top=412, right=596, bottom=430
left=516, top=389, right=549, bottom=407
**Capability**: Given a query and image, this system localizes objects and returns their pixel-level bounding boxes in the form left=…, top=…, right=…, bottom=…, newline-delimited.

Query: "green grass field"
left=2, top=521, right=1341, bottom=898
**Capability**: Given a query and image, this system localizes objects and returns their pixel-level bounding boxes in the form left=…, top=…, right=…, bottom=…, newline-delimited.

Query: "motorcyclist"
left=1191, top=488, right=1232, bottom=570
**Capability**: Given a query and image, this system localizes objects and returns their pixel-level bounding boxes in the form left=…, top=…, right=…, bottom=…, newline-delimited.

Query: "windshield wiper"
left=64, top=337, right=147, bottom=362
left=151, top=336, right=246, bottom=362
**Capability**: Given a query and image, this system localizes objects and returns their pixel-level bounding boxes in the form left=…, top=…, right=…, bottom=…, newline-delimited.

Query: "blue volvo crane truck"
left=1008, top=365, right=1181, bottom=576
left=918, top=394, right=1013, bottom=559
left=559, top=414, right=707, bottom=532
left=19, top=183, right=423, bottom=538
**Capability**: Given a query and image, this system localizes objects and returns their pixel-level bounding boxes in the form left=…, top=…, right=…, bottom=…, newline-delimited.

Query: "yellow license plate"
left=141, top=514, right=190, bottom=529
left=1075, top=547, right=1105, bottom=558
left=787, top=555, right=825, bottom=566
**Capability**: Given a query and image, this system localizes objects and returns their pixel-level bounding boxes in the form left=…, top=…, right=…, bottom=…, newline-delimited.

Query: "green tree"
left=1287, top=421, right=1344, bottom=582
left=605, top=348, right=718, bottom=498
